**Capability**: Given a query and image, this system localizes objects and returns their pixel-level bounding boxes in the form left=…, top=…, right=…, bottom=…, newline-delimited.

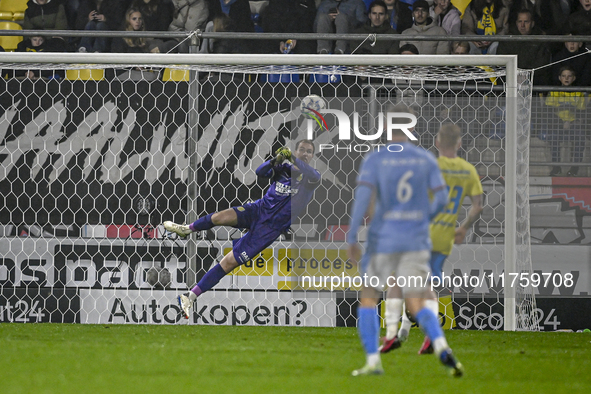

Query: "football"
left=299, top=94, right=326, bottom=115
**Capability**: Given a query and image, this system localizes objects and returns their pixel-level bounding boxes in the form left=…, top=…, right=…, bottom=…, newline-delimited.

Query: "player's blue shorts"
left=231, top=201, right=285, bottom=265
left=429, top=252, right=448, bottom=280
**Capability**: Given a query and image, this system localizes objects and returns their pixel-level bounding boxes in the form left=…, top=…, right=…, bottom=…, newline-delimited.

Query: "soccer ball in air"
left=300, top=94, right=326, bottom=115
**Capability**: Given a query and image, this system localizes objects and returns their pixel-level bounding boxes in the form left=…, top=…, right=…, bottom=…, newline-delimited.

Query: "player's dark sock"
left=194, top=264, right=227, bottom=294
left=358, top=306, right=380, bottom=355
left=189, top=213, right=214, bottom=232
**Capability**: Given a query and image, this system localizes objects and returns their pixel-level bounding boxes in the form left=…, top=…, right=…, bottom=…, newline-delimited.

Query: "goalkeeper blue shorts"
left=429, top=252, right=448, bottom=279
left=231, top=202, right=284, bottom=265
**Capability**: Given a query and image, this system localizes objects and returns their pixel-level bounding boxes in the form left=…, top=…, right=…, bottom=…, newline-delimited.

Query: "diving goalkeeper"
left=164, top=140, right=321, bottom=318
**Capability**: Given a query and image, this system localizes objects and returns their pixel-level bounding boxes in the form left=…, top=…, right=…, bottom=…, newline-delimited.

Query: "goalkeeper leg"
left=164, top=209, right=239, bottom=238
left=179, top=250, right=239, bottom=319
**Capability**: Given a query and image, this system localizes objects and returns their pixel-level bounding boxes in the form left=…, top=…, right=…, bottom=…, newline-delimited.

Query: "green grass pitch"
left=1, top=324, right=590, bottom=394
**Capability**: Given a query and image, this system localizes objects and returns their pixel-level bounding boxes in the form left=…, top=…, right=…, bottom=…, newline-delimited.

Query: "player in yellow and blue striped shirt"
left=381, top=123, right=483, bottom=354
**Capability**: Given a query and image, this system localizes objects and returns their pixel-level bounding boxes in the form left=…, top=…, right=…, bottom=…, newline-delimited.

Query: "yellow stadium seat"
left=66, top=69, right=105, bottom=81
left=0, top=21, right=22, bottom=51
left=163, top=68, right=190, bottom=81
left=0, top=0, right=28, bottom=21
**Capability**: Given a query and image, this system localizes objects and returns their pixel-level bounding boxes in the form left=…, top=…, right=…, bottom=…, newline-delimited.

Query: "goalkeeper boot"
left=379, top=336, right=402, bottom=353
left=164, top=221, right=192, bottom=237
left=418, top=336, right=433, bottom=355
left=177, top=293, right=192, bottom=319
left=351, top=360, right=384, bottom=376
left=439, top=349, right=464, bottom=377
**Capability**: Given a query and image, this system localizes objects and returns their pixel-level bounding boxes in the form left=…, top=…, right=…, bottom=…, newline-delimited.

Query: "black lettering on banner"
left=321, top=259, right=330, bottom=270
left=298, top=258, right=306, bottom=270
left=108, top=298, right=129, bottom=323
left=273, top=305, right=290, bottom=325
left=149, top=299, right=161, bottom=323
left=333, top=259, right=342, bottom=270
left=162, top=304, right=181, bottom=324
left=255, top=257, right=265, bottom=269
left=292, top=300, right=308, bottom=326
left=210, top=305, right=228, bottom=324
left=232, top=305, right=251, bottom=325
left=131, top=304, right=148, bottom=323
left=194, top=304, right=209, bottom=324
left=310, top=258, right=318, bottom=270
left=253, top=306, right=270, bottom=325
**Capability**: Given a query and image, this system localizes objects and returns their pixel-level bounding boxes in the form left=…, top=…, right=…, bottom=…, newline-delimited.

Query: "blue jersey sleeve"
left=256, top=159, right=276, bottom=178
left=293, top=157, right=321, bottom=185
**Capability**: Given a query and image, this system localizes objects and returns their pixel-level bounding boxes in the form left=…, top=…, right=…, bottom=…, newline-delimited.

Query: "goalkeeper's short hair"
left=296, top=139, right=315, bottom=153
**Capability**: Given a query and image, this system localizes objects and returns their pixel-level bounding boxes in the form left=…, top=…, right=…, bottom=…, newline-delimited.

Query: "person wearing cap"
left=400, top=0, right=450, bottom=54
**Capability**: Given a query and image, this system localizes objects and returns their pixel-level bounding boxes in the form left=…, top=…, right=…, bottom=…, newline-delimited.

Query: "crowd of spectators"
left=4, top=0, right=589, bottom=79
left=3, top=0, right=591, bottom=86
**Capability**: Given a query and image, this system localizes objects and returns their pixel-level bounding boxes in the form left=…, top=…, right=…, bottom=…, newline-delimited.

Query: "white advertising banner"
left=80, top=289, right=337, bottom=327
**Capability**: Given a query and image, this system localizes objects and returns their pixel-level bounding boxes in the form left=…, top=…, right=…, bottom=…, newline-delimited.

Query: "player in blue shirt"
left=165, top=140, right=320, bottom=318
left=347, top=126, right=464, bottom=377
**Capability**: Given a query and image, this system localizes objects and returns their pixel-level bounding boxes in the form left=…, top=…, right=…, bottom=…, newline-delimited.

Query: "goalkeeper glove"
left=275, top=147, right=292, bottom=164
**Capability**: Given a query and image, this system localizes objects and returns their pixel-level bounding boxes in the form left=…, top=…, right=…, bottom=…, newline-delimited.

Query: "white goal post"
left=0, top=52, right=535, bottom=330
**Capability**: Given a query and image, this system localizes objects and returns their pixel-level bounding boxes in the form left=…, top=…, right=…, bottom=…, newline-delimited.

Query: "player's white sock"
left=398, top=309, right=412, bottom=341
left=385, top=298, right=404, bottom=340
left=187, top=291, right=197, bottom=302
left=367, top=353, right=381, bottom=367
left=426, top=299, right=439, bottom=318
left=432, top=337, right=449, bottom=356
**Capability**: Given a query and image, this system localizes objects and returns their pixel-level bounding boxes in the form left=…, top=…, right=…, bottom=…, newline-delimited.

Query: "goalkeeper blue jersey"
left=348, top=142, right=447, bottom=253
left=254, top=157, right=321, bottom=231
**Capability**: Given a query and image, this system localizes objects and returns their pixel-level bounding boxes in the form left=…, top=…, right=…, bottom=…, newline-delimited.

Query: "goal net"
left=0, top=53, right=536, bottom=330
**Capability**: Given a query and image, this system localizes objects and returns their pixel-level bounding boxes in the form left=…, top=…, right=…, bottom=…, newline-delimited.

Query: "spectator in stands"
left=451, top=41, right=470, bottom=54
left=168, top=0, right=210, bottom=53
left=111, top=8, right=158, bottom=53
left=565, top=0, right=591, bottom=38
left=208, top=0, right=254, bottom=33
left=76, top=0, right=128, bottom=52
left=545, top=65, right=587, bottom=176
left=315, top=0, right=367, bottom=54
left=14, top=36, right=64, bottom=79
left=497, top=9, right=552, bottom=85
left=508, top=0, right=543, bottom=29
left=399, top=43, right=419, bottom=54
left=24, top=0, right=69, bottom=51
left=131, top=0, right=174, bottom=31
left=351, top=0, right=400, bottom=54
left=401, top=0, right=449, bottom=54
left=261, top=0, right=317, bottom=54
left=383, top=0, right=413, bottom=33
left=110, top=8, right=162, bottom=79
left=201, top=0, right=255, bottom=53
left=552, top=39, right=591, bottom=86
left=539, top=0, right=576, bottom=35
left=430, top=0, right=461, bottom=36
left=461, top=0, right=509, bottom=55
